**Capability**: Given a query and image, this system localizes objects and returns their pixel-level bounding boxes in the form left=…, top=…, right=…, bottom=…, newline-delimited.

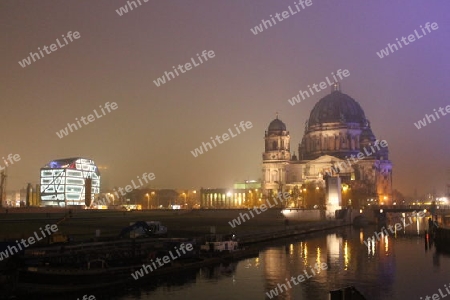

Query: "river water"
left=96, top=215, right=450, bottom=299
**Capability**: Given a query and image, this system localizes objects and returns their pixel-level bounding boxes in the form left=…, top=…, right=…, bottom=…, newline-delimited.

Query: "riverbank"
left=0, top=208, right=342, bottom=242
left=239, top=219, right=346, bottom=244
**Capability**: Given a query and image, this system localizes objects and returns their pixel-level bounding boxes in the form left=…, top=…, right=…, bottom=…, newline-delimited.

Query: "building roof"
left=268, top=116, right=287, bottom=132
left=42, top=157, right=100, bottom=175
left=308, top=91, right=367, bottom=127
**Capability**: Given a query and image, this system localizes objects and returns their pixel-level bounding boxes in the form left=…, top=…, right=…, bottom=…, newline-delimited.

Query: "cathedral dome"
left=308, top=91, right=367, bottom=127
left=268, top=117, right=286, bottom=132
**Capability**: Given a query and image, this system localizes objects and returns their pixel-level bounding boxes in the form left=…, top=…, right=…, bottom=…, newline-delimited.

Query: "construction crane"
left=0, top=168, right=7, bottom=207
left=447, top=167, right=450, bottom=197
left=49, top=210, right=73, bottom=244
left=55, top=210, right=73, bottom=225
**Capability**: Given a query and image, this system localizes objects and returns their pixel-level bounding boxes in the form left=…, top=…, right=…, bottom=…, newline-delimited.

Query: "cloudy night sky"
left=1, top=1, right=449, bottom=196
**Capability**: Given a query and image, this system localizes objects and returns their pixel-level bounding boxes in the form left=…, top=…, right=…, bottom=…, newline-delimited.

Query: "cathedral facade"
left=262, top=85, right=393, bottom=208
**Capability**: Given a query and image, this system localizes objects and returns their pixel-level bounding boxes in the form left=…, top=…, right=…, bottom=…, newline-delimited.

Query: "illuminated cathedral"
left=262, top=84, right=393, bottom=208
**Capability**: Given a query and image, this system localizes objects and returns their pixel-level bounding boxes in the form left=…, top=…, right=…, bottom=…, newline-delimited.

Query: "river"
left=79, top=214, right=450, bottom=299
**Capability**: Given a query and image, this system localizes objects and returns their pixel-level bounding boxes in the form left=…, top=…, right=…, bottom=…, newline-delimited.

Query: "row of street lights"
left=144, top=190, right=197, bottom=209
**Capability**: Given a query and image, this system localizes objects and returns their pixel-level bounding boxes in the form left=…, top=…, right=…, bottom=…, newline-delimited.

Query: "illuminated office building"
left=40, top=157, right=100, bottom=207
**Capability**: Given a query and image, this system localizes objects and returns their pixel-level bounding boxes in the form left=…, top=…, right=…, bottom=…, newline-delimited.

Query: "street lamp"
left=146, top=193, right=149, bottom=210
left=192, top=190, right=197, bottom=207
left=182, top=192, right=187, bottom=208
left=302, top=188, right=307, bottom=208
left=342, top=184, right=349, bottom=207
left=151, top=191, right=155, bottom=209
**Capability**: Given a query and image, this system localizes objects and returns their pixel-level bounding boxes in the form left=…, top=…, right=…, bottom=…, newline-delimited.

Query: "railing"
left=367, top=205, right=450, bottom=211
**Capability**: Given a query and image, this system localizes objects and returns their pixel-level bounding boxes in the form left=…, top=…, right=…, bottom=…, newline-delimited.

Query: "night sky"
left=1, top=1, right=449, bottom=196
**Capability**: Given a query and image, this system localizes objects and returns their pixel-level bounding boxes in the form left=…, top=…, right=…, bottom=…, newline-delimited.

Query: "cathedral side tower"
left=262, top=116, right=290, bottom=196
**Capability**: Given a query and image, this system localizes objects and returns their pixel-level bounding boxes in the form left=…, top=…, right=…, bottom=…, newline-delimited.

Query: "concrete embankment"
left=0, top=208, right=349, bottom=242
left=238, top=220, right=347, bottom=245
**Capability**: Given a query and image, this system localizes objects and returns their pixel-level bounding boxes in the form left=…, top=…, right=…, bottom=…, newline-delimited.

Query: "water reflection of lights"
left=302, top=242, right=308, bottom=266
left=316, top=247, right=322, bottom=272
left=416, top=217, right=420, bottom=235
left=402, top=212, right=406, bottom=233
left=245, top=257, right=259, bottom=268
left=367, top=238, right=375, bottom=256
left=289, top=244, right=294, bottom=255
left=394, top=222, right=398, bottom=238
left=359, top=230, right=364, bottom=243
left=326, top=234, right=343, bottom=270
left=344, top=241, right=349, bottom=270
left=384, top=235, right=389, bottom=253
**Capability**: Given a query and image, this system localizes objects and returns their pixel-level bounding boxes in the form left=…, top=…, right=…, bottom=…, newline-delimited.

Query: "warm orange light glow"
left=342, top=184, right=349, bottom=192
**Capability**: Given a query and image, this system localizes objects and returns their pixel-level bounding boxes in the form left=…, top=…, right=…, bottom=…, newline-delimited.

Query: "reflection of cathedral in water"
left=260, top=227, right=396, bottom=299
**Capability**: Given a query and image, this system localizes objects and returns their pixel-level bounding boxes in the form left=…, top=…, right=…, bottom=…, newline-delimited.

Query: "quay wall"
left=238, top=220, right=346, bottom=244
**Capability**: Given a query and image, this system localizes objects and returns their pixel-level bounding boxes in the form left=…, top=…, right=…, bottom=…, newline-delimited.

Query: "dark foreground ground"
left=0, top=208, right=317, bottom=242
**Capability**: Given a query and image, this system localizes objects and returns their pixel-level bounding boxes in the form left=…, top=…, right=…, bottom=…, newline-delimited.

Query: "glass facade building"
left=40, top=158, right=100, bottom=207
